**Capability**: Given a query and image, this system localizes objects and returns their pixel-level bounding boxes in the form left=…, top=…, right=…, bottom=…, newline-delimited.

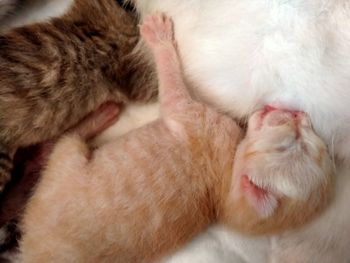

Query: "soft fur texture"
left=17, top=14, right=332, bottom=262
left=0, top=0, right=157, bottom=189
left=132, top=0, right=350, bottom=161
left=0, top=0, right=19, bottom=20
left=0, top=0, right=75, bottom=29
left=2, top=0, right=350, bottom=262
left=127, top=1, right=350, bottom=262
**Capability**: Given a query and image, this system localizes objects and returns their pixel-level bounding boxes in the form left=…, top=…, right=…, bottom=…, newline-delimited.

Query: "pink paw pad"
left=140, top=13, right=174, bottom=47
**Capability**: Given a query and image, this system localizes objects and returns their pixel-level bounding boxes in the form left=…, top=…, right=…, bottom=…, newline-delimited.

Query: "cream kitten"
left=127, top=2, right=350, bottom=262
left=17, top=14, right=332, bottom=263
left=2, top=0, right=348, bottom=262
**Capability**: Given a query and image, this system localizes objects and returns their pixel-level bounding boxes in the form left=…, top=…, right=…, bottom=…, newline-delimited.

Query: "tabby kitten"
left=0, top=0, right=20, bottom=20
left=0, top=0, right=156, bottom=190
left=17, top=14, right=333, bottom=263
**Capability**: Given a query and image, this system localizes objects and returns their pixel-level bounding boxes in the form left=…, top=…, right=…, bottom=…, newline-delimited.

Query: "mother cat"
left=2, top=0, right=350, bottom=263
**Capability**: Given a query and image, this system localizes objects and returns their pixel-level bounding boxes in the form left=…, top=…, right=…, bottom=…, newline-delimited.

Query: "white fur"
left=4, top=0, right=350, bottom=262
left=136, top=1, right=350, bottom=262
left=136, top=0, right=350, bottom=161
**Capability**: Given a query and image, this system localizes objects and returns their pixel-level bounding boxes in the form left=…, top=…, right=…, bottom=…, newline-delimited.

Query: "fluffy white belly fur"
left=136, top=0, right=350, bottom=161
left=5, top=0, right=350, bottom=262
left=125, top=1, right=350, bottom=262
left=133, top=1, right=350, bottom=262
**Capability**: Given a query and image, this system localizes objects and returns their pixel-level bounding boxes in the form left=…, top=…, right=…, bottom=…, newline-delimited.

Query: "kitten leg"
left=0, top=102, right=120, bottom=193
left=32, top=101, right=121, bottom=169
left=29, top=102, right=121, bottom=183
left=0, top=1, right=140, bottom=192
left=1, top=102, right=120, bottom=219
left=66, top=101, right=121, bottom=141
left=0, top=102, right=120, bottom=256
left=140, top=13, right=192, bottom=115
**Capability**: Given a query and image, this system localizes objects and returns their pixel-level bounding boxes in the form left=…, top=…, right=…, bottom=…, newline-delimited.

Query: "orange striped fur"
left=17, top=14, right=333, bottom=263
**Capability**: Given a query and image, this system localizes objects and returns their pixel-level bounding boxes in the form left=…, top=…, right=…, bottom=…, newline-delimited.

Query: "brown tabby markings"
left=17, top=14, right=333, bottom=263
left=0, top=147, right=12, bottom=191
left=0, top=0, right=21, bottom=21
left=0, top=0, right=157, bottom=188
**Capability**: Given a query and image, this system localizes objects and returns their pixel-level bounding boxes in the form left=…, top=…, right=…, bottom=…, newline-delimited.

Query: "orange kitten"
left=17, top=14, right=333, bottom=263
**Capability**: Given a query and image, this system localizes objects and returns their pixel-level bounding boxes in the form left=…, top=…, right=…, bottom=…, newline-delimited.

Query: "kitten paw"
left=68, top=102, right=120, bottom=140
left=140, top=13, right=175, bottom=48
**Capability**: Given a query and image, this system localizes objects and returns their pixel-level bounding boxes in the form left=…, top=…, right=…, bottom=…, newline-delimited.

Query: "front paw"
left=140, top=13, right=175, bottom=49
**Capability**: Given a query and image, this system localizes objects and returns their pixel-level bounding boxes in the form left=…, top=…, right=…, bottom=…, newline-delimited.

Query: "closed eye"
left=275, top=145, right=289, bottom=152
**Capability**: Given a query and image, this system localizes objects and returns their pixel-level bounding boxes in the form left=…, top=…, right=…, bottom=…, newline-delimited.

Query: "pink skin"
left=251, top=105, right=306, bottom=133
left=241, top=175, right=269, bottom=201
left=0, top=99, right=310, bottom=244
left=241, top=174, right=278, bottom=217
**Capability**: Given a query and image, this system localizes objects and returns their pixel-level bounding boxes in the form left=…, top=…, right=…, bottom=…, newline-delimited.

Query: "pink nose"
left=264, top=105, right=277, bottom=113
left=265, top=105, right=302, bottom=117
left=291, top=111, right=302, bottom=119
left=263, top=109, right=301, bottom=127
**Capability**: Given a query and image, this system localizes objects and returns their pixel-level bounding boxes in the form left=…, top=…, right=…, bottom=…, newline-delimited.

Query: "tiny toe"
left=161, top=13, right=167, bottom=23
left=144, top=16, right=151, bottom=25
left=141, top=24, right=151, bottom=34
left=152, top=14, right=159, bottom=25
left=165, top=18, right=173, bottom=34
left=156, top=13, right=164, bottom=26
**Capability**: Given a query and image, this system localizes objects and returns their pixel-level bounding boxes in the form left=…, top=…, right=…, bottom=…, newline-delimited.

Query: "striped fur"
left=17, top=14, right=333, bottom=263
left=0, top=0, right=157, bottom=189
left=0, top=144, right=12, bottom=192
left=0, top=0, right=20, bottom=20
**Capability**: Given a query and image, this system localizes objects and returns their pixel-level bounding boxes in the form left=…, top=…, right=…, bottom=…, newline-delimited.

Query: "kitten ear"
left=241, top=175, right=278, bottom=218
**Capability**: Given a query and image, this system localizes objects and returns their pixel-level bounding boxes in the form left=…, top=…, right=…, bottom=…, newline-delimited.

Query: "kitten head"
left=223, top=106, right=333, bottom=234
